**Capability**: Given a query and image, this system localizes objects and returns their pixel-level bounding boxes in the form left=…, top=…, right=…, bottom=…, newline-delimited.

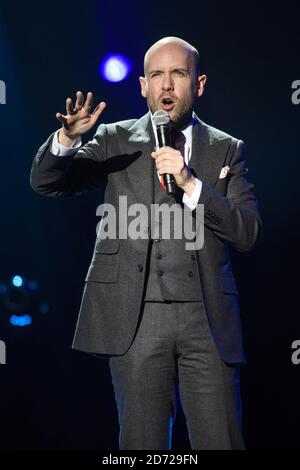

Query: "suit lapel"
left=117, top=112, right=155, bottom=207
left=189, top=114, right=230, bottom=188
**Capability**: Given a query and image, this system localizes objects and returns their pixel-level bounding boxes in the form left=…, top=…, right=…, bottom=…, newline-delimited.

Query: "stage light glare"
left=100, top=54, right=131, bottom=82
left=12, top=275, right=23, bottom=287
left=9, top=314, right=32, bottom=327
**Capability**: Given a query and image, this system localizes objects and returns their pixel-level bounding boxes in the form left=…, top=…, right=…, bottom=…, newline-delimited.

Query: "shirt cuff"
left=50, top=129, right=82, bottom=156
left=182, top=177, right=202, bottom=210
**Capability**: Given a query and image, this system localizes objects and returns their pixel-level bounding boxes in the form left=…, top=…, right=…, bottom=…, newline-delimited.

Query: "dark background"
left=0, top=0, right=299, bottom=450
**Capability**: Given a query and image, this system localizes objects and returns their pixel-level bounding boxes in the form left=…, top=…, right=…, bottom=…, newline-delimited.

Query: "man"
left=30, top=37, right=261, bottom=450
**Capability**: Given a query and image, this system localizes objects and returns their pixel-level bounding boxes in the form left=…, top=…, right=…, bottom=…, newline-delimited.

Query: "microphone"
left=153, top=110, right=176, bottom=195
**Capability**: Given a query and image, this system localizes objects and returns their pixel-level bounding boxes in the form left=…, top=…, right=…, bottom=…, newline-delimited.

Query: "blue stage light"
left=1, top=274, right=49, bottom=330
left=100, top=54, right=131, bottom=82
left=9, top=314, right=32, bottom=327
left=12, top=275, right=23, bottom=287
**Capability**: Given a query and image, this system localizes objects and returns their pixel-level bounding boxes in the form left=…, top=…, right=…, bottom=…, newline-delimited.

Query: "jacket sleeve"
left=197, top=139, right=262, bottom=252
left=30, top=124, right=108, bottom=197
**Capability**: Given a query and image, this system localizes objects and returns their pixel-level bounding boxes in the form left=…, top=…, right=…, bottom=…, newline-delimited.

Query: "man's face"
left=139, top=43, right=206, bottom=128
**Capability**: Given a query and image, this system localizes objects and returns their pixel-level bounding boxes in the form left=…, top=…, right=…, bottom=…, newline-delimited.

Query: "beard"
left=147, top=94, right=194, bottom=130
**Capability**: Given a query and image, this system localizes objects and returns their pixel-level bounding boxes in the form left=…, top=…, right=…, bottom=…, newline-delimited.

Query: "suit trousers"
left=108, top=300, right=245, bottom=450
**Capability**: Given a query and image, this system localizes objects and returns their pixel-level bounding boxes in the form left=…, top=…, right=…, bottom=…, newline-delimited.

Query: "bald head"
left=144, top=37, right=200, bottom=77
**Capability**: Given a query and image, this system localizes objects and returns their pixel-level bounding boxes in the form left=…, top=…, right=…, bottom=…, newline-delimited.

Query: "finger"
left=153, top=148, right=168, bottom=158
left=91, top=101, right=106, bottom=116
left=154, top=156, right=171, bottom=166
left=83, top=91, right=93, bottom=110
left=75, top=90, right=84, bottom=111
left=159, top=168, right=175, bottom=175
left=90, top=102, right=107, bottom=124
left=66, top=97, right=75, bottom=115
left=156, top=160, right=178, bottom=173
left=56, top=112, right=68, bottom=125
left=155, top=146, right=172, bottom=154
left=156, top=153, right=181, bottom=167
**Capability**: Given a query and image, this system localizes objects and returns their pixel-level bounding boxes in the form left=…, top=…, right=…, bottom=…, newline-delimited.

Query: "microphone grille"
left=153, top=110, right=170, bottom=126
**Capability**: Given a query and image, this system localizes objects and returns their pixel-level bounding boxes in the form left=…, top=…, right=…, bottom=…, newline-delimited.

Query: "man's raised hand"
left=56, top=91, right=106, bottom=146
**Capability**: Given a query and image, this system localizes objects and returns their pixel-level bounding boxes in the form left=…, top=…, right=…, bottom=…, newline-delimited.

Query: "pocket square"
left=219, top=166, right=230, bottom=179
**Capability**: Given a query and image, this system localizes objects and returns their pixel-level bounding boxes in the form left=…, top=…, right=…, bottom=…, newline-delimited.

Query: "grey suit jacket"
left=30, top=112, right=261, bottom=364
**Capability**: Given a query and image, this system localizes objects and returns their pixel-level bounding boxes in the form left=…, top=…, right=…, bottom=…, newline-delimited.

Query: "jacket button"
left=188, top=271, right=193, bottom=277
left=137, top=264, right=143, bottom=272
left=158, top=271, right=164, bottom=277
left=156, top=253, right=162, bottom=260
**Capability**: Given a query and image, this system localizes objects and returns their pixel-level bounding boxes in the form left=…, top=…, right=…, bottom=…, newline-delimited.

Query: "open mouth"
left=161, top=97, right=175, bottom=111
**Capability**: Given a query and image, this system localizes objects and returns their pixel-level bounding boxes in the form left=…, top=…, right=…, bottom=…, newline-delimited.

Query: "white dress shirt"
left=51, top=113, right=202, bottom=210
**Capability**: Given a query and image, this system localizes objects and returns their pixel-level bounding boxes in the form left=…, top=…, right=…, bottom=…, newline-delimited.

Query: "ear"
left=139, top=76, right=147, bottom=98
left=196, top=74, right=207, bottom=97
